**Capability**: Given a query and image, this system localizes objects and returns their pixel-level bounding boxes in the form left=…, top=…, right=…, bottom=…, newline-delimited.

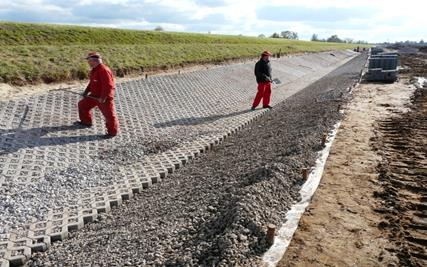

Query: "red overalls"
left=252, top=57, right=272, bottom=108
left=78, top=64, right=119, bottom=136
left=252, top=81, right=272, bottom=108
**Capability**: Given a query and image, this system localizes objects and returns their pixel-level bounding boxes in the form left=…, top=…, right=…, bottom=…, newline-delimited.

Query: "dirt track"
left=374, top=83, right=427, bottom=265
left=280, top=53, right=426, bottom=266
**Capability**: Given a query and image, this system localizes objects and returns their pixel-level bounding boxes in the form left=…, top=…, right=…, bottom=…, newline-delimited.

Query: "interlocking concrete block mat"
left=0, top=50, right=356, bottom=266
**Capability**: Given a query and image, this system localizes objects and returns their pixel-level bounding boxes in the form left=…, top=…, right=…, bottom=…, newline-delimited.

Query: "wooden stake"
left=322, top=133, right=328, bottom=145
left=267, top=224, right=276, bottom=246
left=302, top=168, right=309, bottom=180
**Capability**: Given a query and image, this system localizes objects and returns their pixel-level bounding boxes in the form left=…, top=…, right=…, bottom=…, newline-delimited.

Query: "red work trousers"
left=252, top=81, right=271, bottom=108
left=78, top=97, right=119, bottom=136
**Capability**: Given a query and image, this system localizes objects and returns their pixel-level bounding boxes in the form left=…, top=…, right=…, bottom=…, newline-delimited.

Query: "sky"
left=0, top=0, right=425, bottom=43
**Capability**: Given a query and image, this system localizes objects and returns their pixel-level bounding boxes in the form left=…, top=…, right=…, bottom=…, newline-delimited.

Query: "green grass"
left=0, top=21, right=370, bottom=85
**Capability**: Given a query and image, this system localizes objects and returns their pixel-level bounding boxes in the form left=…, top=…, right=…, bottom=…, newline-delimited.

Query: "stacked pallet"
left=367, top=47, right=399, bottom=82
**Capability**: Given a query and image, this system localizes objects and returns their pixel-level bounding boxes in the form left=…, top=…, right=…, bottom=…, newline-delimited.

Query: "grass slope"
left=0, top=22, right=368, bottom=85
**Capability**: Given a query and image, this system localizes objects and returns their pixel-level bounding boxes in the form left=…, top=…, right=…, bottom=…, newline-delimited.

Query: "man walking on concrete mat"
left=77, top=52, right=119, bottom=137
left=252, top=50, right=273, bottom=110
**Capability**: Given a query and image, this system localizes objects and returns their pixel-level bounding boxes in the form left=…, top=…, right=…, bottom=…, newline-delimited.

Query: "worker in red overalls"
left=252, top=50, right=273, bottom=110
left=77, top=52, right=119, bottom=137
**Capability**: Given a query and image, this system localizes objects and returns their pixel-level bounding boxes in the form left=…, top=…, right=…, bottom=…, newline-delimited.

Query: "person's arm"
left=265, top=63, right=272, bottom=82
left=82, top=86, right=90, bottom=97
left=99, top=68, right=114, bottom=103
left=254, top=62, right=259, bottom=77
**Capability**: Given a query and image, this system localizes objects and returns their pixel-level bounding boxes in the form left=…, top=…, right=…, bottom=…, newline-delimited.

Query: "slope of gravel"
left=27, top=54, right=367, bottom=267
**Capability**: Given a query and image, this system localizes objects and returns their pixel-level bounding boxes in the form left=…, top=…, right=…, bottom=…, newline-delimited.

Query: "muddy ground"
left=280, top=52, right=426, bottom=266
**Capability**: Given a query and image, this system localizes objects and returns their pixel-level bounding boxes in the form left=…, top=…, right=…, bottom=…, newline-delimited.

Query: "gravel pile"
left=27, top=54, right=367, bottom=266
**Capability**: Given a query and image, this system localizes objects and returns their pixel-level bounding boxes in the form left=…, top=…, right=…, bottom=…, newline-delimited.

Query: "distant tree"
left=281, top=30, right=298, bottom=39
left=270, top=32, right=280, bottom=38
left=154, top=26, right=164, bottom=31
left=420, top=39, right=424, bottom=44
left=327, top=34, right=342, bottom=43
left=311, top=34, right=319, bottom=41
left=355, top=40, right=368, bottom=44
left=258, top=34, right=266, bottom=38
left=344, top=38, right=354, bottom=43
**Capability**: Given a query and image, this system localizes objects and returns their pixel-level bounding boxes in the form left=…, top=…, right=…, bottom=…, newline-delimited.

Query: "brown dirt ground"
left=373, top=84, right=427, bottom=265
left=279, top=54, right=425, bottom=266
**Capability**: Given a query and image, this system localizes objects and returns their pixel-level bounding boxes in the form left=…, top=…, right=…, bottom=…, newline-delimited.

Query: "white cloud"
left=0, top=0, right=426, bottom=42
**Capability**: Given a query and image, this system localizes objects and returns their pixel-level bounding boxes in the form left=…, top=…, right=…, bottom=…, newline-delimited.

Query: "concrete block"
left=29, top=236, right=50, bottom=253
left=177, top=156, right=187, bottom=165
left=0, top=259, right=9, bottom=267
left=26, top=232, right=51, bottom=251
left=48, top=226, right=68, bottom=242
left=163, top=162, right=174, bottom=174
left=108, top=194, right=123, bottom=208
left=150, top=174, right=161, bottom=184
left=81, top=209, right=98, bottom=224
left=139, top=178, right=151, bottom=189
left=0, top=242, right=11, bottom=252
left=94, top=200, right=111, bottom=214
left=0, top=235, right=15, bottom=243
left=118, top=188, right=133, bottom=201
left=6, top=246, right=31, bottom=266
left=66, top=216, right=84, bottom=232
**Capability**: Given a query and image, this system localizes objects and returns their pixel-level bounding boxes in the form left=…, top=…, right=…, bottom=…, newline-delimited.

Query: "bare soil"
left=373, top=85, right=427, bottom=266
left=279, top=54, right=426, bottom=266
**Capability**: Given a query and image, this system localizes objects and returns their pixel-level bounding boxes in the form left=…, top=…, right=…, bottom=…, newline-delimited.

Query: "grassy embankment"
left=0, top=22, right=369, bottom=85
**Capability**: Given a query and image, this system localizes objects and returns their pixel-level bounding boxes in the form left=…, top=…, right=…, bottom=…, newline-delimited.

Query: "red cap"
left=85, top=51, right=101, bottom=59
left=261, top=50, right=272, bottom=56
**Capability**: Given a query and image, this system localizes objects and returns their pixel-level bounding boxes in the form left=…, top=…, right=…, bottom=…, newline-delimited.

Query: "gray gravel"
left=0, top=136, right=178, bottom=232
left=27, top=53, right=367, bottom=266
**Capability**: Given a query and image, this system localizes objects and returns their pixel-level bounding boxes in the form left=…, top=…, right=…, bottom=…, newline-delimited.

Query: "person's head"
left=261, top=50, right=272, bottom=61
left=86, top=52, right=103, bottom=68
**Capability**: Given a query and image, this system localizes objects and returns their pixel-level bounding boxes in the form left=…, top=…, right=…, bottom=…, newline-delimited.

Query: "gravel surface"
left=27, top=54, right=367, bottom=266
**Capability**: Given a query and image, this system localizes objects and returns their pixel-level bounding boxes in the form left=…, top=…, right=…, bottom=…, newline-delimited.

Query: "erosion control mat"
left=26, top=55, right=367, bottom=267
left=375, top=86, right=427, bottom=265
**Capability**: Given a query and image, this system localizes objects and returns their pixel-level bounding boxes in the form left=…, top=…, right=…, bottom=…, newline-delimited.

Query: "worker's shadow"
left=0, top=123, right=104, bottom=156
left=153, top=109, right=252, bottom=128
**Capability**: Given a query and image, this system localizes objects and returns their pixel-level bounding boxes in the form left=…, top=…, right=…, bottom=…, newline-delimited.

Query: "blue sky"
left=0, top=0, right=425, bottom=43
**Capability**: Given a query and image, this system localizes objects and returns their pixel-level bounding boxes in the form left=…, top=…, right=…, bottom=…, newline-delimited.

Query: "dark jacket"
left=254, top=58, right=272, bottom=83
